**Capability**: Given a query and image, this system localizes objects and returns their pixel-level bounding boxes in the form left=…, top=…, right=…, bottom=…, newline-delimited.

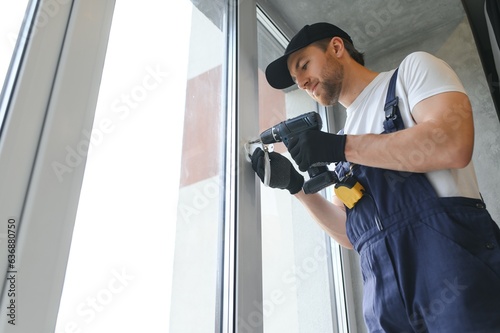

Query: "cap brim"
left=265, top=54, right=296, bottom=90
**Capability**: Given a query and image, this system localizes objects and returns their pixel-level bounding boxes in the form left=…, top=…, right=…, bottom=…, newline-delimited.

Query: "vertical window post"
left=224, top=0, right=263, bottom=332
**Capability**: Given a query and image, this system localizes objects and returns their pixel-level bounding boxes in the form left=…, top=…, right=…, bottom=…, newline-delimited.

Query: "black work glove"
left=288, top=131, right=347, bottom=172
left=251, top=148, right=304, bottom=194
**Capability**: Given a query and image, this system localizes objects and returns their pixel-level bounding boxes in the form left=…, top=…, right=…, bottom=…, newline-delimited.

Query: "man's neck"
left=339, top=62, right=379, bottom=108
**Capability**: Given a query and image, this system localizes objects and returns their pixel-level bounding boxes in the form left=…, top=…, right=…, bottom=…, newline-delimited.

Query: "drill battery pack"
left=334, top=174, right=365, bottom=209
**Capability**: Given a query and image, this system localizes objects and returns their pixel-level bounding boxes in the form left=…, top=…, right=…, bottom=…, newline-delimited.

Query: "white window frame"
left=0, top=1, right=115, bottom=331
left=223, top=0, right=264, bottom=332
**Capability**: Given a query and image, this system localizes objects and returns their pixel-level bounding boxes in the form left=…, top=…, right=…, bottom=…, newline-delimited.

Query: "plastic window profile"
left=0, top=1, right=115, bottom=332
left=222, top=0, right=263, bottom=332
left=0, top=0, right=39, bottom=137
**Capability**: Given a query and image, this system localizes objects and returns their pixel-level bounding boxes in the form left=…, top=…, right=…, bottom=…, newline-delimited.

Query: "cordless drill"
left=260, top=111, right=339, bottom=194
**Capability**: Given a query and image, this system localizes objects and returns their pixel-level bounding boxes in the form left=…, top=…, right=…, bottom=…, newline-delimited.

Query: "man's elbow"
left=449, top=143, right=473, bottom=169
left=442, top=124, right=474, bottom=169
left=340, top=240, right=354, bottom=250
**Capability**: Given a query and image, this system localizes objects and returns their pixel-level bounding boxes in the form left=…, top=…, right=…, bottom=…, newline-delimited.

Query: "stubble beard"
left=320, top=61, right=344, bottom=107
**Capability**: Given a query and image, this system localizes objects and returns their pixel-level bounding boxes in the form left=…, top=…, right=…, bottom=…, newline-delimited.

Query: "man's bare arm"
left=344, top=92, right=474, bottom=172
left=294, top=190, right=352, bottom=249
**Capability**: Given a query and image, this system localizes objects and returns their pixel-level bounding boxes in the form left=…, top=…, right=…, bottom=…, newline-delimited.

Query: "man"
left=251, top=22, right=500, bottom=332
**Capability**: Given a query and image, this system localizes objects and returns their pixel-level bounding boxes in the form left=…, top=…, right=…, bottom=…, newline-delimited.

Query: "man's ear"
left=330, top=37, right=345, bottom=58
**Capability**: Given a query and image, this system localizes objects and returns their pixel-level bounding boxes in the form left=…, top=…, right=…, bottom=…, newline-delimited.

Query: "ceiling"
left=257, top=0, right=466, bottom=62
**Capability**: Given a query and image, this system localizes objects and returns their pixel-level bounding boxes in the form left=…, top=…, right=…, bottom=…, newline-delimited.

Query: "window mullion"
left=223, top=0, right=263, bottom=332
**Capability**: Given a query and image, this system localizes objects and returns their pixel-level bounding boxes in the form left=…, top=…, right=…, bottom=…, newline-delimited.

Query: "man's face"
left=287, top=43, right=344, bottom=106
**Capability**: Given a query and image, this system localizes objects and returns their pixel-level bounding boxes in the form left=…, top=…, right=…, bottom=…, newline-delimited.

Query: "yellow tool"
left=334, top=173, right=365, bottom=209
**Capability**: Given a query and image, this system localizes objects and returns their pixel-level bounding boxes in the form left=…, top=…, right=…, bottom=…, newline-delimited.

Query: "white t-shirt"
left=344, top=51, right=481, bottom=199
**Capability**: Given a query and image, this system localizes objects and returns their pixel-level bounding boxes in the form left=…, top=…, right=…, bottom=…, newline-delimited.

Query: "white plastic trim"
left=0, top=1, right=115, bottom=331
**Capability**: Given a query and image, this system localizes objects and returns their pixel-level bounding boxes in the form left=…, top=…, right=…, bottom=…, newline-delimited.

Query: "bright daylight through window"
left=53, top=1, right=219, bottom=332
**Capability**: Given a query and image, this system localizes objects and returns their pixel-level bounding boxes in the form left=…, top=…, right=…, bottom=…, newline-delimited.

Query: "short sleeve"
left=398, top=52, right=467, bottom=111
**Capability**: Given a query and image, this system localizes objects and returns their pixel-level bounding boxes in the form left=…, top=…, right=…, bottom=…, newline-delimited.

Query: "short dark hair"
left=313, top=37, right=365, bottom=66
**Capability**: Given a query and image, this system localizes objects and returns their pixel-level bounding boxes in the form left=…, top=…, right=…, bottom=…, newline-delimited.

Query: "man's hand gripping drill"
left=246, top=111, right=341, bottom=194
left=246, top=111, right=365, bottom=208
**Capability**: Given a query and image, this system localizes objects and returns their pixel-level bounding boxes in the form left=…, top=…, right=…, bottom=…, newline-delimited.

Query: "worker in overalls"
left=251, top=22, right=500, bottom=332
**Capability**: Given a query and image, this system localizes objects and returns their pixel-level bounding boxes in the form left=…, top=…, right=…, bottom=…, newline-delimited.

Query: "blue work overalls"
left=336, top=70, right=500, bottom=332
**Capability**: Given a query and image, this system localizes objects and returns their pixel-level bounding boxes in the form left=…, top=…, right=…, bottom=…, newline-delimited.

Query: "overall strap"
left=336, top=68, right=404, bottom=177
left=383, top=68, right=405, bottom=133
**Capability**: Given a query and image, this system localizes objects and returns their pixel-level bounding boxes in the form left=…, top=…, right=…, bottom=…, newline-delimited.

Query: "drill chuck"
left=260, top=111, right=322, bottom=145
left=260, top=127, right=279, bottom=144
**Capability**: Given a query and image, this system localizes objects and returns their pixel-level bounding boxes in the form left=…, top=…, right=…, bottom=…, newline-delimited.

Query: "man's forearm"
left=344, top=122, right=472, bottom=173
left=344, top=92, right=474, bottom=173
left=294, top=190, right=352, bottom=249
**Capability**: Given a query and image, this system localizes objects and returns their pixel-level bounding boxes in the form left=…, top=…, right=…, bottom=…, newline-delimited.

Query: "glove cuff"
left=336, top=134, right=347, bottom=162
left=287, top=172, right=304, bottom=195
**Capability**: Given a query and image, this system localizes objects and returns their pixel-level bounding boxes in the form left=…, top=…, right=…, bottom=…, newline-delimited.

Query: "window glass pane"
left=55, top=1, right=227, bottom=332
left=169, top=2, right=227, bottom=331
left=0, top=2, right=29, bottom=87
left=257, top=21, right=340, bottom=332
